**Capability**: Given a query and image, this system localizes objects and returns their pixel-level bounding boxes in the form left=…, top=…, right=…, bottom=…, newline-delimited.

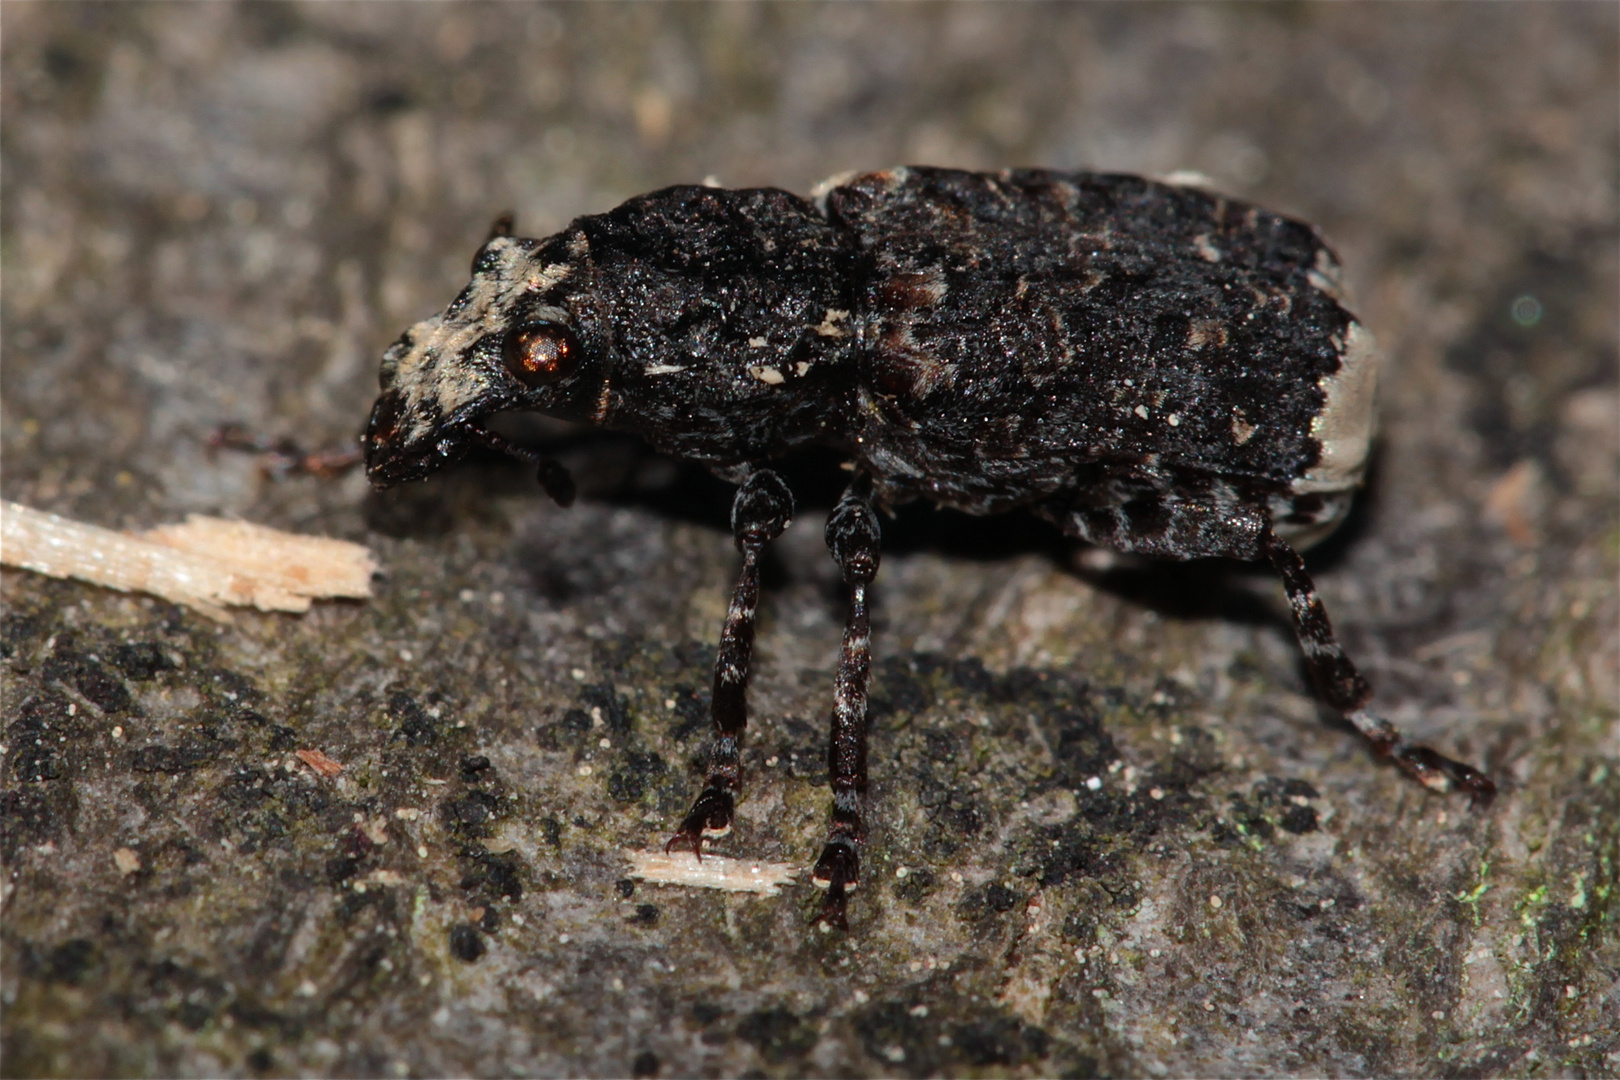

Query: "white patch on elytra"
left=1186, top=320, right=1228, bottom=350
left=643, top=363, right=686, bottom=376
left=809, top=170, right=862, bottom=215
left=1294, top=320, right=1379, bottom=495
left=810, top=166, right=910, bottom=218
left=1307, top=247, right=1348, bottom=303
left=905, top=266, right=948, bottom=305
left=749, top=365, right=785, bottom=385
left=815, top=309, right=851, bottom=338
left=1159, top=170, right=1217, bottom=190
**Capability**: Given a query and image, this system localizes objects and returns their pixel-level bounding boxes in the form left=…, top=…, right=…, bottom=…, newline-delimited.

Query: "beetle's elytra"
left=364, top=167, right=1494, bottom=928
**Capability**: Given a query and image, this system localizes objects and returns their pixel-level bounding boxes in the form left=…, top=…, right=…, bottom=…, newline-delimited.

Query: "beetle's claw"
left=663, top=828, right=702, bottom=858
left=667, top=788, right=734, bottom=859
left=1463, top=771, right=1498, bottom=810
left=1431, top=752, right=1497, bottom=809
left=810, top=839, right=859, bottom=931
left=1385, top=742, right=1498, bottom=808
left=812, top=885, right=850, bottom=931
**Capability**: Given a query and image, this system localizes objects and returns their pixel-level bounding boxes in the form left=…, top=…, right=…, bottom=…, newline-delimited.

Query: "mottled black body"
left=364, top=167, right=1493, bottom=928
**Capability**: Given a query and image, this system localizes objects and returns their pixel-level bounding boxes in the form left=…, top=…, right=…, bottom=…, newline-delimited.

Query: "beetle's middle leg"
left=811, top=474, right=880, bottom=929
left=667, top=469, right=794, bottom=856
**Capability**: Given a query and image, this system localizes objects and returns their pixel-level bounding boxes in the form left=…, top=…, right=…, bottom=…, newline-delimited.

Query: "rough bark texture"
left=2, top=4, right=1615, bottom=1077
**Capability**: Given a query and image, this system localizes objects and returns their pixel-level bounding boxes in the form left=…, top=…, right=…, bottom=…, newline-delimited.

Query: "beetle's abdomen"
left=823, top=167, right=1374, bottom=517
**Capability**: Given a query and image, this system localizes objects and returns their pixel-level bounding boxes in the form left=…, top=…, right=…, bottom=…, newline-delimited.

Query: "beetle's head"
left=363, top=227, right=600, bottom=488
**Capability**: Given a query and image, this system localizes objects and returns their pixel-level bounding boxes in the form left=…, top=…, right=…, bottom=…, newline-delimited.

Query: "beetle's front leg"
left=667, top=469, right=794, bottom=857
left=811, top=475, right=880, bottom=930
left=1263, top=531, right=1497, bottom=806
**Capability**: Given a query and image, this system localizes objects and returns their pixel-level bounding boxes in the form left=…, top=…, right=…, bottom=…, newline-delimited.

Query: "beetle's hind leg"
left=667, top=469, right=794, bottom=857
left=810, top=475, right=880, bottom=930
left=1263, top=531, right=1496, bottom=806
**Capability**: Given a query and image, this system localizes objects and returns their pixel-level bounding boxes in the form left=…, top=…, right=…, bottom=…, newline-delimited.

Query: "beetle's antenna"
left=486, top=212, right=515, bottom=241
left=469, top=426, right=575, bottom=507
left=468, top=425, right=538, bottom=463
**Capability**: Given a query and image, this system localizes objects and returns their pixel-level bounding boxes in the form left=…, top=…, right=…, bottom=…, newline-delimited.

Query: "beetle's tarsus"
left=1267, top=531, right=1497, bottom=805
left=1368, top=731, right=1498, bottom=807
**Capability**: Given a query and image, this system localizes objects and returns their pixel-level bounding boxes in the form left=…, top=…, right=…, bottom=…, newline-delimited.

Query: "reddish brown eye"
left=502, top=321, right=577, bottom=387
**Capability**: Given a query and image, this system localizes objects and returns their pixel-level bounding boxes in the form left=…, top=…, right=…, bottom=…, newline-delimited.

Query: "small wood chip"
left=295, top=748, right=344, bottom=778
left=625, top=849, right=798, bottom=896
left=1, top=501, right=376, bottom=621
left=113, top=847, right=141, bottom=875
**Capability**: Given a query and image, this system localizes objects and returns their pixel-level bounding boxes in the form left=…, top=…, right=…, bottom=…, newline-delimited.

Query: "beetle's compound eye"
left=502, top=321, right=577, bottom=387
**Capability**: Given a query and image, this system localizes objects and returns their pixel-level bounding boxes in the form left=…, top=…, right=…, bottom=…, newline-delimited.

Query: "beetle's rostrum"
left=364, top=167, right=1495, bottom=929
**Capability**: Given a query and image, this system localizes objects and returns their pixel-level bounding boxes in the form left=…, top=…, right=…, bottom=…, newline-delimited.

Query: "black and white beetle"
left=364, top=167, right=1494, bottom=928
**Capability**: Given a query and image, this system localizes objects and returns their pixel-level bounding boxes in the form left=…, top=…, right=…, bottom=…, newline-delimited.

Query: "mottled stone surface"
left=2, top=4, right=1615, bottom=1077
